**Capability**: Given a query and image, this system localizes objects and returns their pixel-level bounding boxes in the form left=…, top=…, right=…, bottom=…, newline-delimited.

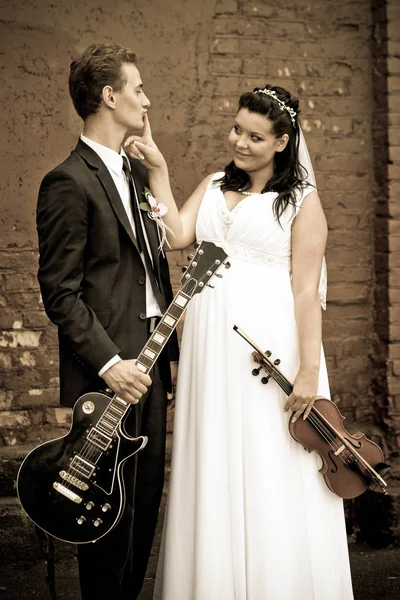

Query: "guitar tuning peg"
left=187, top=254, right=194, bottom=260
left=274, top=359, right=280, bottom=365
left=181, top=266, right=187, bottom=273
left=207, top=284, right=215, bottom=289
left=215, top=274, right=223, bottom=278
left=224, top=262, right=231, bottom=269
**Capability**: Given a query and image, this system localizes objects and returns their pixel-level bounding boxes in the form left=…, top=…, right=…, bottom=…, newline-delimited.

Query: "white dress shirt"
left=80, top=135, right=162, bottom=375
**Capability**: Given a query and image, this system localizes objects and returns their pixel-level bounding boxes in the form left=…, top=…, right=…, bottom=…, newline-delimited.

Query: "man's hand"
left=124, top=114, right=166, bottom=170
left=102, top=359, right=152, bottom=404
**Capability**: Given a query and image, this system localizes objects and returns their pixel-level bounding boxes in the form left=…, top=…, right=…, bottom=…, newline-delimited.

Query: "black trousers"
left=77, top=362, right=167, bottom=600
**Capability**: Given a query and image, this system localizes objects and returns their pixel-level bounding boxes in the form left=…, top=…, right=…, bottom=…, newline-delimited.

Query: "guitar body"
left=17, top=391, right=147, bottom=544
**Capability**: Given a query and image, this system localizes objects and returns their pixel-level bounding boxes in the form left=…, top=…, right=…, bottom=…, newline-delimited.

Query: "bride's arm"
left=125, top=115, right=213, bottom=250
left=284, top=190, right=328, bottom=422
left=149, top=165, right=215, bottom=250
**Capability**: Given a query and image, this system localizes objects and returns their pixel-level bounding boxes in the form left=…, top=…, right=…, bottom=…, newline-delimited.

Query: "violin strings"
left=263, top=364, right=366, bottom=473
left=266, top=366, right=342, bottom=451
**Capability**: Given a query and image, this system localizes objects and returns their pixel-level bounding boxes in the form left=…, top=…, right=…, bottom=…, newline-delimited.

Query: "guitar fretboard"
left=135, top=290, right=190, bottom=375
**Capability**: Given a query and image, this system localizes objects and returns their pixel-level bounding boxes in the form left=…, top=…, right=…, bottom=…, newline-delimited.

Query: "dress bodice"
left=196, top=173, right=309, bottom=271
left=195, top=173, right=327, bottom=307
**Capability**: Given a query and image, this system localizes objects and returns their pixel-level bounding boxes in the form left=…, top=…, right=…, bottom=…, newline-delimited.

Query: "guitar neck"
left=136, top=291, right=190, bottom=375
left=99, top=291, right=189, bottom=434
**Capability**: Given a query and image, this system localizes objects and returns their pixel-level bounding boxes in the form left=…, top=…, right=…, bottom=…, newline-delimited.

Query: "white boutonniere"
left=138, top=187, right=174, bottom=255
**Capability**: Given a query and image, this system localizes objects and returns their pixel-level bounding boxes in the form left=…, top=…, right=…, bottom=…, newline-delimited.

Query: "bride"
left=126, top=84, right=354, bottom=599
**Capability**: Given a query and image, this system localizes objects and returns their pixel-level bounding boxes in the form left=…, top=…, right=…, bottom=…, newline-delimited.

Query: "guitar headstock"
left=180, top=241, right=229, bottom=298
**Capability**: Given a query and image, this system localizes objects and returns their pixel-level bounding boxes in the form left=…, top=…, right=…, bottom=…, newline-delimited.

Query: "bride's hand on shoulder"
left=284, top=367, right=319, bottom=423
left=124, top=114, right=167, bottom=171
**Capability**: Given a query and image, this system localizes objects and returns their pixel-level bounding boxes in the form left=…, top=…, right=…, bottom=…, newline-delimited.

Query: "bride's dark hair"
left=217, top=84, right=310, bottom=221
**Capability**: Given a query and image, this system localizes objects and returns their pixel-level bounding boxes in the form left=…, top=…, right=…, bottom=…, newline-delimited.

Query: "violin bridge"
left=333, top=444, right=345, bottom=456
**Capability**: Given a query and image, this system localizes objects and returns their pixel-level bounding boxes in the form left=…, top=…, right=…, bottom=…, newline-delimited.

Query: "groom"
left=36, top=43, right=178, bottom=599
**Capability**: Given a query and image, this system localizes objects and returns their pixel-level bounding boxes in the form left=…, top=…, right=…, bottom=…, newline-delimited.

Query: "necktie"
left=122, top=156, right=166, bottom=311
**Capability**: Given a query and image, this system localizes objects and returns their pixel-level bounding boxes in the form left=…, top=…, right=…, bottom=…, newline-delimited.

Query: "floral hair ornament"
left=254, top=88, right=297, bottom=125
left=139, top=187, right=174, bottom=256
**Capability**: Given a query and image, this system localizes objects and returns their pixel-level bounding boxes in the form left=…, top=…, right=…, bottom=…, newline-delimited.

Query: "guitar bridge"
left=53, top=481, right=83, bottom=504
left=59, top=470, right=89, bottom=491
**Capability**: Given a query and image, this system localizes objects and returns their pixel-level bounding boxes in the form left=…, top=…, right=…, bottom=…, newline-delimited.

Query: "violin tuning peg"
left=224, top=262, right=231, bottom=269
left=274, top=359, right=280, bottom=365
left=252, top=367, right=262, bottom=376
left=265, top=350, right=272, bottom=357
left=261, top=376, right=270, bottom=384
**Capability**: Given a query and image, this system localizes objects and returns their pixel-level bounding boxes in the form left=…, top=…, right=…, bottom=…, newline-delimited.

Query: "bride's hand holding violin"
left=284, top=367, right=319, bottom=423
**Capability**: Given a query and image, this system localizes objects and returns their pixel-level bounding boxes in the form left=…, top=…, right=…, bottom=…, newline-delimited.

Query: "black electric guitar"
left=17, top=241, right=229, bottom=544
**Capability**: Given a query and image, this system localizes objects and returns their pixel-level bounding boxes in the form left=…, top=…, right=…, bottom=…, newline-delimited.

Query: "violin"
left=233, top=325, right=390, bottom=500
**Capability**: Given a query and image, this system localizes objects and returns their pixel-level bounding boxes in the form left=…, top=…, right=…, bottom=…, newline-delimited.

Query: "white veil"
left=298, top=127, right=327, bottom=310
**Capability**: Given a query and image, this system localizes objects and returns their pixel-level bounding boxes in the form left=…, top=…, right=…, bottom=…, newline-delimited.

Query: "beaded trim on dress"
left=206, top=239, right=291, bottom=270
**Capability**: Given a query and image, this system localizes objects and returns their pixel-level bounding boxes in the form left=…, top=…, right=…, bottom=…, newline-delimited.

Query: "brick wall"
left=386, top=0, right=400, bottom=453
left=0, top=0, right=398, bottom=494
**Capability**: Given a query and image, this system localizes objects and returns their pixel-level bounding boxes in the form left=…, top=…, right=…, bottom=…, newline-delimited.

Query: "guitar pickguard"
left=92, top=435, right=121, bottom=495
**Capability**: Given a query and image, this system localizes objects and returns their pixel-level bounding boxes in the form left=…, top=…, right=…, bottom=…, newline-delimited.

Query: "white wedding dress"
left=154, top=175, right=354, bottom=600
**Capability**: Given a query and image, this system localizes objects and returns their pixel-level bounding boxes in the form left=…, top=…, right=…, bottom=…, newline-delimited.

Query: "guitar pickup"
left=70, top=455, right=95, bottom=479
left=53, top=481, right=83, bottom=504
left=87, top=427, right=112, bottom=452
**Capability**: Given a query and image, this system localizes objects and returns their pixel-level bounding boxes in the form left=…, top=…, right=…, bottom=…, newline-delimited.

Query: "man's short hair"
left=69, top=43, right=137, bottom=120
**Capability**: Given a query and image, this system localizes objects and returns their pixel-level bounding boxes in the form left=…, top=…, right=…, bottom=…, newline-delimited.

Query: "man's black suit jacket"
left=37, top=139, right=178, bottom=408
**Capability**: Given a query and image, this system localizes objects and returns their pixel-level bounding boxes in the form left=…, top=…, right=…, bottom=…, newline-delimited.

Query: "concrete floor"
left=0, top=541, right=399, bottom=600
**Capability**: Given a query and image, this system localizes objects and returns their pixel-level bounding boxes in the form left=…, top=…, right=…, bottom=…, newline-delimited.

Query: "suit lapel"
left=97, top=165, right=141, bottom=254
left=74, top=139, right=141, bottom=254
